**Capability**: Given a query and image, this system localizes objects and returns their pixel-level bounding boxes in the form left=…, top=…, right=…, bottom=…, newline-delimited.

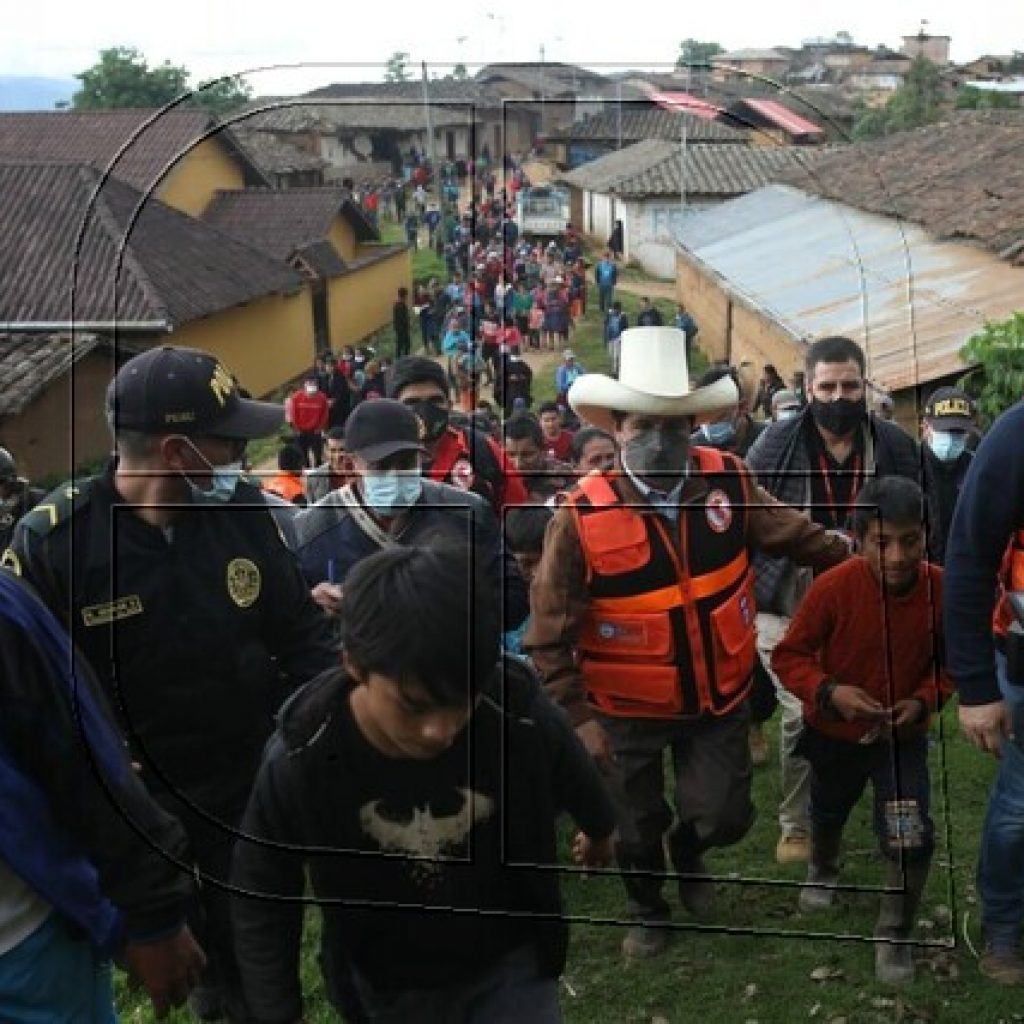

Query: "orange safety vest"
left=995, top=528, right=1024, bottom=635
left=566, top=447, right=756, bottom=720
left=264, top=472, right=306, bottom=505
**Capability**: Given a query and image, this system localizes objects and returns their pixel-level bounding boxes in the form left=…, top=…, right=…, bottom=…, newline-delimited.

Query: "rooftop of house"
left=775, top=109, right=1024, bottom=264
left=0, top=108, right=267, bottom=194
left=0, top=161, right=303, bottom=327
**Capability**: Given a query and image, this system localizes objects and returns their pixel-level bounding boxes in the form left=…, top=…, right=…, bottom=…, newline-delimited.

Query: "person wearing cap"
left=0, top=447, right=44, bottom=551
left=920, top=386, right=976, bottom=566
left=387, top=356, right=528, bottom=517
left=555, top=349, right=585, bottom=408
left=744, top=335, right=919, bottom=870
left=523, top=327, right=849, bottom=959
left=293, top=399, right=528, bottom=633
left=4, top=346, right=337, bottom=1021
left=944, top=399, right=1024, bottom=985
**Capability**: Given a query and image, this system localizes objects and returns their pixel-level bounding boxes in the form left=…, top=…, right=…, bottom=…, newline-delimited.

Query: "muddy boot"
left=798, top=823, right=843, bottom=913
left=875, top=858, right=930, bottom=986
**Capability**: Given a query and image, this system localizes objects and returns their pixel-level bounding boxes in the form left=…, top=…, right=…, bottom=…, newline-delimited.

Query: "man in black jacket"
left=5, top=346, right=337, bottom=1022
left=231, top=543, right=615, bottom=1023
left=745, top=336, right=919, bottom=868
left=295, top=399, right=529, bottom=633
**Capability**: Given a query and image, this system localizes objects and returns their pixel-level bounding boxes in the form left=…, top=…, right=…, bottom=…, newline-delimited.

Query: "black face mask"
left=410, top=400, right=450, bottom=444
left=810, top=397, right=866, bottom=437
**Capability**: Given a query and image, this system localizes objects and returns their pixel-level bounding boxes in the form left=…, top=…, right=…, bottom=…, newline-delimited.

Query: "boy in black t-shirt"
left=232, top=543, right=615, bottom=1024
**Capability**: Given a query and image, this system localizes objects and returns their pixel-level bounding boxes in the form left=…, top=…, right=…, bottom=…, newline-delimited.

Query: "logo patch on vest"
left=596, top=621, right=646, bottom=646
left=705, top=489, right=733, bottom=533
left=450, top=457, right=475, bottom=491
left=739, top=590, right=753, bottom=626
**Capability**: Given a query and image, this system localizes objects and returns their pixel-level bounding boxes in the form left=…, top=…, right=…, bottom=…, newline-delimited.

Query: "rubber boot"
left=798, top=823, right=843, bottom=913
left=874, top=857, right=931, bottom=986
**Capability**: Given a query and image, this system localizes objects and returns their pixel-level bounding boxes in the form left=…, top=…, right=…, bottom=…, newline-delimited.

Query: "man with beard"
left=745, top=335, right=919, bottom=868
left=524, top=327, right=849, bottom=959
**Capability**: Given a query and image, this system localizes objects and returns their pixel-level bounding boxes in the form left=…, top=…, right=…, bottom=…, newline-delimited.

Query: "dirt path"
left=615, top=278, right=678, bottom=301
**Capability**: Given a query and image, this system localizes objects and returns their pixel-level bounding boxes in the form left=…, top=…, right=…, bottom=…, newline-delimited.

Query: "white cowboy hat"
left=568, top=326, right=738, bottom=434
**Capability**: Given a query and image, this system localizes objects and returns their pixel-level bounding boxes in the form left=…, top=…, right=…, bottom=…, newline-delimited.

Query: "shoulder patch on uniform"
left=0, top=548, right=22, bottom=576
left=20, top=481, right=91, bottom=536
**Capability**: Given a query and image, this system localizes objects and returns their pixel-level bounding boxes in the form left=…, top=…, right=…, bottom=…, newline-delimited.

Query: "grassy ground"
left=114, top=707, right=1014, bottom=1023
left=114, top=260, right=1015, bottom=1023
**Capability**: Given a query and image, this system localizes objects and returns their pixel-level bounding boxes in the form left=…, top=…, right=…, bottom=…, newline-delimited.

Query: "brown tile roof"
left=560, top=139, right=833, bottom=198
left=0, top=161, right=303, bottom=327
left=547, top=106, right=747, bottom=144
left=0, top=109, right=268, bottom=195
left=304, top=79, right=509, bottom=110
left=0, top=332, right=104, bottom=416
left=777, top=111, right=1024, bottom=263
left=476, top=63, right=609, bottom=94
left=232, top=128, right=327, bottom=176
left=202, top=186, right=379, bottom=277
left=238, top=100, right=470, bottom=134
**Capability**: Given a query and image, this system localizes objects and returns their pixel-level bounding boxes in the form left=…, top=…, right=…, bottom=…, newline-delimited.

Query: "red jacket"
left=429, top=427, right=527, bottom=515
left=773, top=558, right=951, bottom=742
left=288, top=390, right=329, bottom=434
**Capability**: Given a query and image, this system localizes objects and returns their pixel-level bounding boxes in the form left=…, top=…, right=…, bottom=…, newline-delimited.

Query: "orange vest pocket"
left=582, top=660, right=683, bottom=717
left=580, top=612, right=675, bottom=661
left=578, top=510, right=650, bottom=575
left=710, top=579, right=757, bottom=697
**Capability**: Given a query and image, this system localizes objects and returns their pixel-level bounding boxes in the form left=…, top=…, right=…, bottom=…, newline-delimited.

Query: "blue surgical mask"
left=177, top=438, right=243, bottom=505
left=362, top=470, right=422, bottom=513
left=928, top=429, right=967, bottom=463
left=695, top=421, right=737, bottom=449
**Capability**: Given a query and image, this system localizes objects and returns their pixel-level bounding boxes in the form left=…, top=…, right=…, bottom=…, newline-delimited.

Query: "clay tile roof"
left=560, top=139, right=833, bottom=198
left=0, top=331, right=104, bottom=417
left=202, top=186, right=380, bottom=273
left=232, top=128, right=327, bottom=175
left=776, top=110, right=1024, bottom=263
left=0, top=161, right=302, bottom=327
left=547, top=106, right=747, bottom=144
left=0, top=109, right=268, bottom=194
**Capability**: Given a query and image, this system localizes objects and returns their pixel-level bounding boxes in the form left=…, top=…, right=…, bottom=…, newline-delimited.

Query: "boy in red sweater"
left=773, top=477, right=951, bottom=986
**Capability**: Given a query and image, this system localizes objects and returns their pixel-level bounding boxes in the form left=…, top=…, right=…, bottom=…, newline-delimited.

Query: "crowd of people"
left=1, top=185, right=1023, bottom=1022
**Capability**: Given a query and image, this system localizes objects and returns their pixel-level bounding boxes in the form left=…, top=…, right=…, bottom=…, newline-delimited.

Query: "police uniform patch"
left=1, top=548, right=21, bottom=576
left=706, top=489, right=733, bottom=533
left=82, top=595, right=144, bottom=627
left=450, top=458, right=475, bottom=491
left=226, top=557, right=261, bottom=608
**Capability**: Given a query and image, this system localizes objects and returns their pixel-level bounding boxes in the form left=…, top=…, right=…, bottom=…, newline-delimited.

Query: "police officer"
left=4, top=346, right=337, bottom=1021
left=525, top=328, right=849, bottom=959
left=0, top=447, right=44, bottom=550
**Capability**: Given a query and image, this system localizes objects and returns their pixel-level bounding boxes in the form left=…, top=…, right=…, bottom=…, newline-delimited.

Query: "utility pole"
left=421, top=61, right=440, bottom=201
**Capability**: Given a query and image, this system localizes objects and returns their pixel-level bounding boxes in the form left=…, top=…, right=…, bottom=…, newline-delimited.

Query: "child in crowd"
left=503, top=505, right=554, bottom=656
left=772, top=477, right=951, bottom=986
left=232, top=543, right=615, bottom=1022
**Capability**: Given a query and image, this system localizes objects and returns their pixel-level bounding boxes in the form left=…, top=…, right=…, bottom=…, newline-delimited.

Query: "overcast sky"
left=5, top=0, right=1022, bottom=95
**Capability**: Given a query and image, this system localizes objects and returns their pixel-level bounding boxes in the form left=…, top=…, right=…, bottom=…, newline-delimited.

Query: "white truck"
left=515, top=185, right=570, bottom=240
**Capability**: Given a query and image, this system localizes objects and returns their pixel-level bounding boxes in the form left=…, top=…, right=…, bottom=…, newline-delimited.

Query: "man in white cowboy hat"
left=524, top=327, right=849, bottom=959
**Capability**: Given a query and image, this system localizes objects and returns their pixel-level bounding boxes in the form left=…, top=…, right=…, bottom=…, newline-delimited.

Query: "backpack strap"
left=336, top=485, right=395, bottom=549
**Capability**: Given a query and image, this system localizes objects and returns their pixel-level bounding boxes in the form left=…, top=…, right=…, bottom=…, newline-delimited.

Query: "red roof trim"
left=741, top=98, right=823, bottom=136
left=648, top=92, right=724, bottom=121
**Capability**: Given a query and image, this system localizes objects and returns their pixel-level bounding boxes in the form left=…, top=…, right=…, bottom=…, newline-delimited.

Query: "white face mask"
left=776, top=407, right=801, bottom=421
left=304, top=382, right=319, bottom=395
left=362, top=469, right=423, bottom=513
left=928, top=429, right=967, bottom=463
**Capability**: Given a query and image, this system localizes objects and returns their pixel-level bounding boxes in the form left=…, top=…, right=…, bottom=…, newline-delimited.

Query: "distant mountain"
left=0, top=76, right=78, bottom=111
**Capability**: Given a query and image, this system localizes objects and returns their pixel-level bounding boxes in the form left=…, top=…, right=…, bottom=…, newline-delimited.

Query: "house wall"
left=329, top=215, right=357, bottom=261
left=325, top=248, right=411, bottom=351
left=1, top=349, right=117, bottom=483
left=158, top=136, right=248, bottom=218
left=172, top=287, right=315, bottom=398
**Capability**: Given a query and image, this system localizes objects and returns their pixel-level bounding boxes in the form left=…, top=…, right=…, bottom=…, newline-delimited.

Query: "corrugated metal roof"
left=739, top=98, right=824, bottom=136
left=674, top=184, right=1024, bottom=391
